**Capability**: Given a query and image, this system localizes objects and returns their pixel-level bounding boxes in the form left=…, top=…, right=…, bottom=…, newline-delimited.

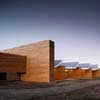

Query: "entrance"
left=0, top=73, right=7, bottom=80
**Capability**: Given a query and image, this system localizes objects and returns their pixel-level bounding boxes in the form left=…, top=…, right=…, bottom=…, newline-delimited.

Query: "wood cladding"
left=3, top=40, right=54, bottom=82
left=0, top=53, right=26, bottom=73
left=81, top=69, right=92, bottom=79
left=92, top=70, right=100, bottom=79
left=54, top=66, right=93, bottom=80
left=65, top=68, right=83, bottom=79
left=54, top=66, right=66, bottom=80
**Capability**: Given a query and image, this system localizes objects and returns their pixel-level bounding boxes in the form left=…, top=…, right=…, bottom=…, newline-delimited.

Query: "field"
left=0, top=79, right=100, bottom=100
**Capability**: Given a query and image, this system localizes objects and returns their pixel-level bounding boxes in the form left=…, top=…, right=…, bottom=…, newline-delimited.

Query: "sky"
left=0, top=0, right=100, bottom=65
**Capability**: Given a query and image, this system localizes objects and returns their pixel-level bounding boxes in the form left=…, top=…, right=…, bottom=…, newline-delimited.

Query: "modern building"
left=62, top=62, right=83, bottom=79
left=54, top=66, right=66, bottom=80
left=0, top=40, right=54, bottom=82
left=92, top=64, right=100, bottom=79
left=0, top=52, right=26, bottom=80
left=54, top=62, right=83, bottom=80
left=79, top=63, right=92, bottom=79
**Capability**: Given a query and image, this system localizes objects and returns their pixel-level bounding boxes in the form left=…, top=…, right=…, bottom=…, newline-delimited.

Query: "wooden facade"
left=54, top=66, right=66, bottom=80
left=0, top=52, right=26, bottom=80
left=92, top=69, right=100, bottom=79
left=54, top=66, right=93, bottom=80
left=81, top=69, right=92, bottom=79
left=2, top=40, right=54, bottom=82
left=65, top=68, right=83, bottom=79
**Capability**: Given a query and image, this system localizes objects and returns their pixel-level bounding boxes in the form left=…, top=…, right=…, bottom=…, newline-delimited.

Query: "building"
left=54, top=60, right=67, bottom=80
left=66, top=67, right=83, bottom=79
left=92, top=65, right=100, bottom=79
left=57, top=62, right=83, bottom=80
left=54, top=66, right=66, bottom=80
left=0, top=52, right=26, bottom=80
left=62, top=62, right=83, bottom=79
left=79, top=63, right=92, bottom=79
left=1, top=40, right=54, bottom=82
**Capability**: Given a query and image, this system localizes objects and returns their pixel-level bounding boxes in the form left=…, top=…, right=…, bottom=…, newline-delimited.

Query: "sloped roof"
left=91, top=64, right=99, bottom=71
left=79, top=63, right=91, bottom=69
left=54, top=61, right=79, bottom=69
left=61, top=62, right=79, bottom=67
left=54, top=60, right=62, bottom=67
left=60, top=62, right=79, bottom=69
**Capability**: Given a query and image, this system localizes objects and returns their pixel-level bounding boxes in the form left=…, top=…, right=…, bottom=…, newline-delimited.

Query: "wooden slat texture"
left=2, top=40, right=54, bottom=82
left=0, top=53, right=26, bottom=73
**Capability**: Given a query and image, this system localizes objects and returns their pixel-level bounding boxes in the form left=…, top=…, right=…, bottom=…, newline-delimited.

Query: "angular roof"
left=60, top=62, right=79, bottom=69
left=61, top=62, right=79, bottom=67
left=54, top=60, right=62, bottom=67
left=91, top=64, right=99, bottom=71
left=79, top=63, right=91, bottom=69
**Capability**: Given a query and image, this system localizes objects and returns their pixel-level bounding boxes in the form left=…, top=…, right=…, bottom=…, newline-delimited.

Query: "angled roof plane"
left=91, top=64, right=99, bottom=71
left=54, top=60, right=62, bottom=67
left=79, top=63, right=91, bottom=69
left=60, top=62, right=79, bottom=69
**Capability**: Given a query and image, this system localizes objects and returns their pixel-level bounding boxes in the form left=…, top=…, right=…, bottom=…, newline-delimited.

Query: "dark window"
left=17, top=73, right=22, bottom=80
left=0, top=73, right=7, bottom=80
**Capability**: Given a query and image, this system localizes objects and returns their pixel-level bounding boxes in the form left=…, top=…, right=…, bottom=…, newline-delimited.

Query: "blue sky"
left=0, top=0, right=100, bottom=64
